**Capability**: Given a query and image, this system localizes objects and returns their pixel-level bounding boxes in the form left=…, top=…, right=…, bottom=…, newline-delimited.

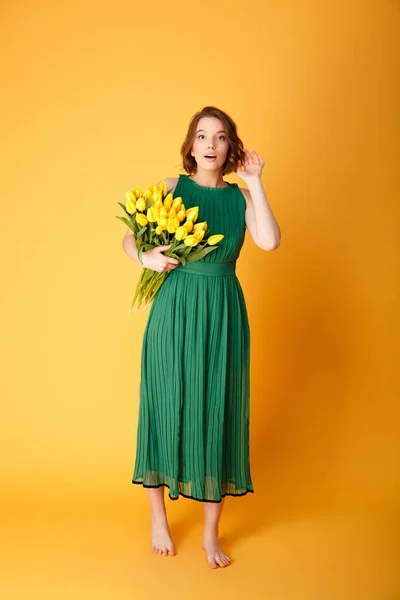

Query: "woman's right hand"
left=141, top=244, right=180, bottom=272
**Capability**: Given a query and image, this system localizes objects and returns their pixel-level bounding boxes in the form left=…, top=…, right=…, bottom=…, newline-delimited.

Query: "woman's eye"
left=197, top=135, right=226, bottom=140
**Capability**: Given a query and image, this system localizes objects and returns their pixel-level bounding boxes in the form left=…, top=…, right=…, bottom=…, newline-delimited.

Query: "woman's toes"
left=208, top=556, right=218, bottom=569
left=219, top=553, right=231, bottom=567
left=215, top=554, right=225, bottom=567
left=152, top=541, right=176, bottom=556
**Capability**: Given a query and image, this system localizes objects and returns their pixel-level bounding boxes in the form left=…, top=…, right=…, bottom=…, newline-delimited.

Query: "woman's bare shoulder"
left=156, top=177, right=179, bottom=194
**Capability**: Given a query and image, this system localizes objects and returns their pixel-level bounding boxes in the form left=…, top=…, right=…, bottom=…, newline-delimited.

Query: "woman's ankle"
left=203, top=527, right=219, bottom=539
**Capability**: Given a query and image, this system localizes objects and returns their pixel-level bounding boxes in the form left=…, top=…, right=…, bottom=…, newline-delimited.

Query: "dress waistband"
left=175, top=261, right=237, bottom=276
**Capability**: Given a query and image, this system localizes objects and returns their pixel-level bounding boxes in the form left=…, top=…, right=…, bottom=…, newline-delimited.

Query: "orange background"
left=1, top=0, right=399, bottom=598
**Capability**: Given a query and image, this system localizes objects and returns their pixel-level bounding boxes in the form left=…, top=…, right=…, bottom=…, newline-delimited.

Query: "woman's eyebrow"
left=197, top=129, right=226, bottom=133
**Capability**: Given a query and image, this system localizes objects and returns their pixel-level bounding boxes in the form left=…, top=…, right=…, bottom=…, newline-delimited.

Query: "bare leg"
left=201, top=498, right=231, bottom=568
left=147, top=487, right=176, bottom=556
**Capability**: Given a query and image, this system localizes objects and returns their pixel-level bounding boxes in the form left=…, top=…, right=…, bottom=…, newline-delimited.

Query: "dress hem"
left=132, top=479, right=254, bottom=503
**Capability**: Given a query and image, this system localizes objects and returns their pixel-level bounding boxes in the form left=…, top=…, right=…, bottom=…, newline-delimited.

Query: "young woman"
left=122, top=105, right=281, bottom=569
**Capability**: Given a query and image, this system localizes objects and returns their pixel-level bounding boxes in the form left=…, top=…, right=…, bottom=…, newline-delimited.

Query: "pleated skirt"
left=132, top=260, right=254, bottom=502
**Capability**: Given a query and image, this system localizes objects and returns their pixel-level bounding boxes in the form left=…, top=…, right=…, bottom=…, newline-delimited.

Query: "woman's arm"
left=122, top=229, right=142, bottom=266
left=240, top=185, right=281, bottom=251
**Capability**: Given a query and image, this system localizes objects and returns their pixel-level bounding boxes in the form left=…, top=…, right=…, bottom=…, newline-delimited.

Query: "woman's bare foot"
left=151, top=518, right=176, bottom=556
left=201, top=534, right=231, bottom=568
left=147, top=487, right=176, bottom=556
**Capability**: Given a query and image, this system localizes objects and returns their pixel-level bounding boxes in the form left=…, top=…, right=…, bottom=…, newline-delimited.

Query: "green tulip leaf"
left=137, top=225, right=148, bottom=237
left=115, top=215, right=136, bottom=233
left=185, top=246, right=218, bottom=262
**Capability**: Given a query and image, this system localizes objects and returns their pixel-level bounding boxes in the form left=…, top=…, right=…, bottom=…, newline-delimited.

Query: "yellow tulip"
left=155, top=225, right=164, bottom=235
left=193, top=221, right=207, bottom=232
left=155, top=199, right=163, bottom=209
left=207, top=234, right=224, bottom=245
left=193, top=229, right=205, bottom=242
left=159, top=209, right=168, bottom=219
left=184, top=235, right=200, bottom=247
left=157, top=180, right=168, bottom=197
left=158, top=216, right=167, bottom=228
left=164, top=194, right=173, bottom=211
left=125, top=189, right=136, bottom=203
left=167, top=219, right=177, bottom=234
left=172, top=197, right=182, bottom=211
left=134, top=187, right=143, bottom=198
left=136, top=213, right=148, bottom=227
left=126, top=198, right=136, bottom=215
left=185, top=206, right=199, bottom=223
left=173, top=216, right=180, bottom=229
left=152, top=190, right=162, bottom=204
left=168, top=207, right=177, bottom=218
left=177, top=209, right=186, bottom=222
left=147, top=207, right=158, bottom=223
left=136, top=197, right=147, bottom=212
left=144, top=189, right=152, bottom=200
left=185, top=219, right=194, bottom=233
left=175, top=225, right=188, bottom=240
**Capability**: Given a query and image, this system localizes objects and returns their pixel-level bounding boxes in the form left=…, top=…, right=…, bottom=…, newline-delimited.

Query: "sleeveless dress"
left=132, top=173, right=254, bottom=502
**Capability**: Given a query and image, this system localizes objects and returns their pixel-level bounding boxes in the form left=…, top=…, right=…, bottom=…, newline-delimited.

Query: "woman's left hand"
left=236, top=148, right=265, bottom=182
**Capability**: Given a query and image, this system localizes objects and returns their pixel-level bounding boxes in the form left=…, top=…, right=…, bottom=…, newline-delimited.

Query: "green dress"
left=132, top=173, right=254, bottom=502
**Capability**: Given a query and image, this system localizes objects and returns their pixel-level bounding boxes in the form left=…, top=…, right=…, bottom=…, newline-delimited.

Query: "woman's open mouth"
left=204, top=155, right=217, bottom=161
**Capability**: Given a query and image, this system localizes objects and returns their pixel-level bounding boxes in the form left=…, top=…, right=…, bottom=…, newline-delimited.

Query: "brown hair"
left=179, top=106, right=245, bottom=176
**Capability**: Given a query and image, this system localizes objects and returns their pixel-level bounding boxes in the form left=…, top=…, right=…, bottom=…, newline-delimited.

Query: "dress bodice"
left=173, top=174, right=246, bottom=264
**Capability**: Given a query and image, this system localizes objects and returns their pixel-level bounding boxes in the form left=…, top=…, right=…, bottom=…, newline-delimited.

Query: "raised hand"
left=236, top=148, right=265, bottom=182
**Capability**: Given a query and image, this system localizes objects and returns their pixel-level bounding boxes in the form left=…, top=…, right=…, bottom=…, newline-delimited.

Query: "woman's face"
left=190, top=117, right=230, bottom=171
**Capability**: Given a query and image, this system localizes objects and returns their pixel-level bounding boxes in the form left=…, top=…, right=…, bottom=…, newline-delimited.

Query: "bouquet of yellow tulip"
left=116, top=179, right=224, bottom=312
